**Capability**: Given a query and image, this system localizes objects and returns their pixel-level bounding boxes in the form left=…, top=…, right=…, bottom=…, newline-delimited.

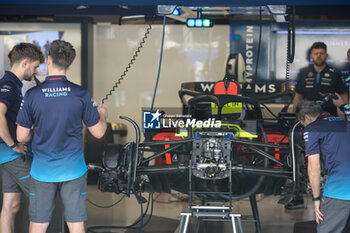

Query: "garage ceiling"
left=1, top=0, right=349, bottom=5
left=1, top=0, right=350, bottom=22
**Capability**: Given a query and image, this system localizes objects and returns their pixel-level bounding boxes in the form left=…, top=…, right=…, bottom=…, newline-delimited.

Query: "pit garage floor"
left=86, top=185, right=315, bottom=233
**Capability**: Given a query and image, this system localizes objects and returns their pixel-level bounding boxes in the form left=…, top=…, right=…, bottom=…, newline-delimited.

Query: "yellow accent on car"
left=220, top=123, right=258, bottom=139
left=175, top=129, right=188, bottom=137
left=211, top=102, right=242, bottom=115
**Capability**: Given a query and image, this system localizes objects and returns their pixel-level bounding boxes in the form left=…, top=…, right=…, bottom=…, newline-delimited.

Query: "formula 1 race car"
left=86, top=78, right=307, bottom=233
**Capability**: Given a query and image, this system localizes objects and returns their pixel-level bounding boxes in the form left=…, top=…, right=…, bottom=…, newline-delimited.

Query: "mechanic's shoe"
left=284, top=198, right=304, bottom=210
left=278, top=196, right=293, bottom=205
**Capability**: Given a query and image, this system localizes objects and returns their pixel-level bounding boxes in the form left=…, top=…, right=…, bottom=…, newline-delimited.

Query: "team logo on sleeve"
left=91, top=99, right=97, bottom=107
left=20, top=99, right=24, bottom=109
left=0, top=85, right=11, bottom=93
left=0, top=88, right=10, bottom=93
left=143, top=110, right=161, bottom=129
left=303, top=132, right=309, bottom=142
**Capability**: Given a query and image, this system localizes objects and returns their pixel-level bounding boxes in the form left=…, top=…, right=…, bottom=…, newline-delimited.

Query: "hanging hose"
left=87, top=194, right=125, bottom=209
left=289, top=121, right=301, bottom=199
left=86, top=193, right=154, bottom=233
left=87, top=18, right=155, bottom=233
left=217, top=121, right=268, bottom=201
left=151, top=16, right=166, bottom=110
left=101, top=18, right=154, bottom=104
left=137, top=195, right=144, bottom=233
left=285, top=6, right=296, bottom=88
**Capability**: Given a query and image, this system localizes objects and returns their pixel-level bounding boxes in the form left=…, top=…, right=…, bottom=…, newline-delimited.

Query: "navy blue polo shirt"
left=16, top=76, right=100, bottom=182
left=304, top=112, right=350, bottom=200
left=295, top=65, right=346, bottom=116
left=0, top=71, right=23, bottom=164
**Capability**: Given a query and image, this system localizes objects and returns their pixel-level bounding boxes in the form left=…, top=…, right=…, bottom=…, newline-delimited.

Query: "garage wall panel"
left=0, top=23, right=81, bottom=85
left=93, top=24, right=230, bottom=143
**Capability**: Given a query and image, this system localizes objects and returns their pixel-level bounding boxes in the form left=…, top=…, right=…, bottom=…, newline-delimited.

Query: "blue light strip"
left=186, top=18, right=213, bottom=28
left=276, top=31, right=350, bottom=35
left=187, top=19, right=195, bottom=27
left=173, top=7, right=180, bottom=15
left=195, top=19, right=203, bottom=27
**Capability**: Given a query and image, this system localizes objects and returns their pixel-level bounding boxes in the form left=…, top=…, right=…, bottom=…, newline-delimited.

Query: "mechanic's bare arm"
left=16, top=125, right=33, bottom=143
left=308, top=154, right=321, bottom=200
left=88, top=104, right=108, bottom=139
left=308, top=153, right=323, bottom=224
left=293, top=93, right=303, bottom=112
left=0, top=103, right=15, bottom=146
left=0, top=104, right=27, bottom=154
left=340, top=92, right=349, bottom=105
left=332, top=93, right=345, bottom=108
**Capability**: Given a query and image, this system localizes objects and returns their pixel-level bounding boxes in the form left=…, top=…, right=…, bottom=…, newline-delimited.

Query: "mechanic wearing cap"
left=0, top=43, right=44, bottom=233
left=16, top=40, right=108, bottom=233
left=296, top=100, right=350, bottom=233
left=293, top=41, right=348, bottom=116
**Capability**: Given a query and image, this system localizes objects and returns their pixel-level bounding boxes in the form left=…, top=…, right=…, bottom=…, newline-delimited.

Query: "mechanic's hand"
left=332, top=93, right=344, bottom=107
left=314, top=200, right=324, bottom=224
left=97, top=103, right=108, bottom=121
left=12, top=143, right=28, bottom=155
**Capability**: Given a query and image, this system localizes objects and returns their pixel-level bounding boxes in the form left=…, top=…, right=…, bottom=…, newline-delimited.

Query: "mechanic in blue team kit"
left=16, top=40, right=108, bottom=233
left=289, top=41, right=348, bottom=210
left=296, top=100, right=350, bottom=233
left=0, top=43, right=44, bottom=233
left=293, top=41, right=348, bottom=116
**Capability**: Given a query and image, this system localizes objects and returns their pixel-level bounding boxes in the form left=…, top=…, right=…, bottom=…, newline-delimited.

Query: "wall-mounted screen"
left=274, top=30, right=350, bottom=82
left=230, top=20, right=350, bottom=84
left=0, top=23, right=81, bottom=87
left=0, top=31, right=64, bottom=80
